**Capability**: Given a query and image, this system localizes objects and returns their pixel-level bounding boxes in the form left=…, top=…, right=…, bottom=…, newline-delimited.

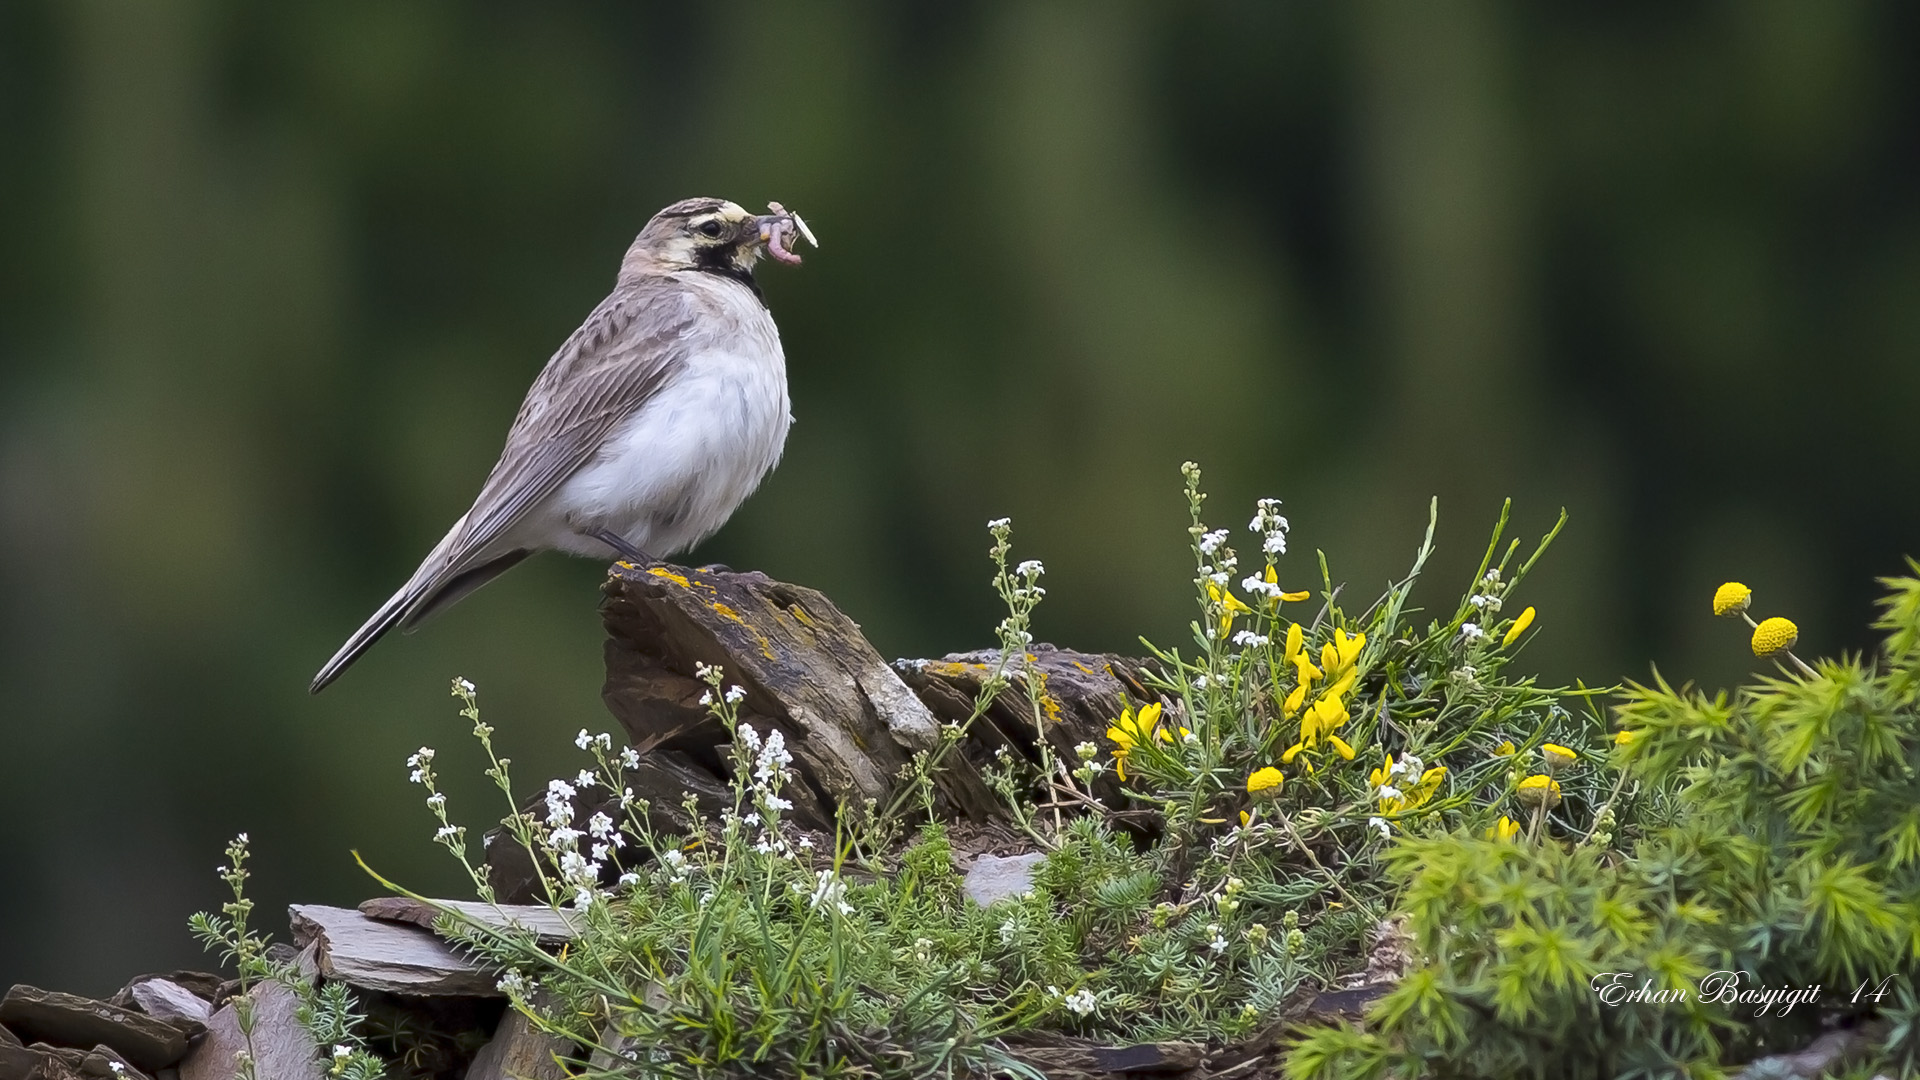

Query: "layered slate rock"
left=0, top=988, right=188, bottom=1072
left=289, top=906, right=497, bottom=997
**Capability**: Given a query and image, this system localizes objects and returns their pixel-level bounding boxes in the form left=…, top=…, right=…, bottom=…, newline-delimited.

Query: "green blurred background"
left=3, top=1, right=1916, bottom=989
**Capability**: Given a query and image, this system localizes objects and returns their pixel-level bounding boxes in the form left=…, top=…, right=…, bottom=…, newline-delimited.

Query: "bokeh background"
left=3, top=1, right=1917, bottom=989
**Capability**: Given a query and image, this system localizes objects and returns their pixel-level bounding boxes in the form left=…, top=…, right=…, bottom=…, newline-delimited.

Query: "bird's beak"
left=755, top=202, right=817, bottom=266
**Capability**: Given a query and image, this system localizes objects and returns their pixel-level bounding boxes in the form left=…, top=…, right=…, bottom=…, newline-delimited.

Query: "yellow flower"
left=1283, top=622, right=1304, bottom=661
left=1541, top=743, right=1577, bottom=775
left=1502, top=606, right=1536, bottom=647
left=1247, top=766, right=1284, bottom=794
left=1106, top=702, right=1164, bottom=780
left=1239, top=810, right=1252, bottom=827
left=1281, top=589, right=1312, bottom=603
left=1367, top=753, right=1395, bottom=790
left=1322, top=667, right=1358, bottom=704
left=1209, top=583, right=1253, bottom=638
left=1281, top=742, right=1305, bottom=764
left=1516, top=773, right=1562, bottom=809
left=1485, top=815, right=1520, bottom=842
left=1751, top=616, right=1798, bottom=658
left=1712, top=582, right=1753, bottom=618
left=1282, top=681, right=1310, bottom=717
left=1289, top=649, right=1322, bottom=686
left=1493, top=740, right=1516, bottom=757
left=1327, top=735, right=1356, bottom=761
left=1613, top=730, right=1637, bottom=746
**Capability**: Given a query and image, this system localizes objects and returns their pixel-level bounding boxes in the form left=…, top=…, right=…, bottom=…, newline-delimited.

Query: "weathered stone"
left=176, top=979, right=321, bottom=1080
left=122, top=985, right=206, bottom=1040
left=289, top=905, right=497, bottom=996
left=80, top=1046, right=150, bottom=1080
left=963, top=852, right=1047, bottom=907
left=0, top=1041, right=47, bottom=1080
left=356, top=898, right=577, bottom=946
left=599, top=565, right=962, bottom=829
left=464, top=1008, right=572, bottom=1080
left=0, top=989, right=187, bottom=1071
left=106, top=977, right=220, bottom=1017
left=0, top=1026, right=18, bottom=1048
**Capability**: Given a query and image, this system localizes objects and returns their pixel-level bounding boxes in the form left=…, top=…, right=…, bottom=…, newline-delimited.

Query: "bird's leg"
left=590, top=529, right=655, bottom=565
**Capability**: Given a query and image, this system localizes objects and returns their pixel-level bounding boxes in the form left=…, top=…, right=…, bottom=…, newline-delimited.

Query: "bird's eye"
left=698, top=221, right=724, bottom=238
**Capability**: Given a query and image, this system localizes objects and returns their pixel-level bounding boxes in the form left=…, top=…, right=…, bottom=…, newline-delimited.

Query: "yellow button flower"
left=1541, top=743, right=1577, bottom=775
left=1613, top=730, right=1637, bottom=747
left=1485, top=815, right=1520, bottom=842
left=1751, top=616, right=1798, bottom=658
left=1516, top=773, right=1562, bottom=810
left=1493, top=739, right=1516, bottom=757
left=1712, top=582, right=1753, bottom=618
left=1502, top=606, right=1536, bottom=647
left=1247, top=766, right=1284, bottom=794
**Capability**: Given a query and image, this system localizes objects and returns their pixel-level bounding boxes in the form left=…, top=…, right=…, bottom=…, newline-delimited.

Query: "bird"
left=310, top=197, right=817, bottom=693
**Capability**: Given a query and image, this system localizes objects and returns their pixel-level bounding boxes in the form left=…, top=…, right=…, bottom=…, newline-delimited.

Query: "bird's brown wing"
left=430, top=280, right=697, bottom=588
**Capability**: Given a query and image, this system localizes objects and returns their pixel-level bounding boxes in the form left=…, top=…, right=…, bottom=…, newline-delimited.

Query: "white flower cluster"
left=1241, top=573, right=1284, bottom=600
left=987, top=517, right=1011, bottom=530
left=1015, top=559, right=1045, bottom=578
left=1249, top=498, right=1290, bottom=556
left=575, top=729, right=614, bottom=751
left=406, top=747, right=434, bottom=784
left=1468, top=593, right=1504, bottom=612
left=1231, top=630, right=1269, bottom=648
left=1198, top=529, right=1230, bottom=556
left=1458, top=622, right=1485, bottom=644
left=796, top=868, right=853, bottom=915
left=1063, top=989, right=1097, bottom=1017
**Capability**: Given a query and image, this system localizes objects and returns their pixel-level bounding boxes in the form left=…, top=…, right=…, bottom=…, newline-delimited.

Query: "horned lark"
left=311, top=197, right=816, bottom=693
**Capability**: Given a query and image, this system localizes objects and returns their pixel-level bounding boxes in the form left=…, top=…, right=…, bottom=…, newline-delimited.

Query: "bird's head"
left=623, top=197, right=817, bottom=281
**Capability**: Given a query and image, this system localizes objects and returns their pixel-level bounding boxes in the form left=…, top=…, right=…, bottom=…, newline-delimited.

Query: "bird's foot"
left=695, top=563, right=733, bottom=574
left=591, top=530, right=656, bottom=567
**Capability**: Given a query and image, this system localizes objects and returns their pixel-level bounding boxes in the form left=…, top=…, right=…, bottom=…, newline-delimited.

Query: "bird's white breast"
left=533, top=298, right=791, bottom=559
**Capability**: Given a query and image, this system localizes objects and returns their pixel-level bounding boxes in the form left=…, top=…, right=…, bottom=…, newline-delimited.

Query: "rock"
left=106, top=977, right=220, bottom=1016
left=121, top=985, right=206, bottom=1040
left=288, top=905, right=498, bottom=996
left=0, top=989, right=188, bottom=1071
left=464, top=1008, right=571, bottom=1080
left=79, top=1046, right=150, bottom=1080
left=356, top=898, right=577, bottom=946
left=963, top=853, right=1047, bottom=907
left=0, top=1041, right=42, bottom=1080
left=0, top=1026, right=17, bottom=1048
left=176, top=980, right=320, bottom=1080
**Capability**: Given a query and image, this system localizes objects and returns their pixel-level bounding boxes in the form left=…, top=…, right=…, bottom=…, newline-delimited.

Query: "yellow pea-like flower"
left=1485, top=815, right=1520, bottom=842
left=1502, top=606, right=1536, bottom=647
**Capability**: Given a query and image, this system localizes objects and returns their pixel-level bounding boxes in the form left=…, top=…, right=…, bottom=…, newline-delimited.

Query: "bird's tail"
left=309, top=518, right=527, bottom=694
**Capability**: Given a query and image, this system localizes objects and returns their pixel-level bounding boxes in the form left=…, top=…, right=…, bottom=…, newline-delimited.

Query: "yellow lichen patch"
left=925, top=661, right=975, bottom=679
left=787, top=604, right=815, bottom=628
left=1072, top=661, right=1094, bottom=674
left=709, top=600, right=777, bottom=661
left=647, top=567, right=692, bottom=588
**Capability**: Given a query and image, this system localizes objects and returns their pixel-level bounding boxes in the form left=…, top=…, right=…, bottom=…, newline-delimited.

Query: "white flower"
left=574, top=769, right=596, bottom=789
left=694, top=661, right=715, bottom=678
left=999, top=919, right=1017, bottom=944
left=755, top=729, right=794, bottom=783
left=742, top=812, right=761, bottom=827
left=797, top=836, right=814, bottom=849
left=1484, top=569, right=1502, bottom=586
left=332, top=1046, right=351, bottom=1060
left=806, top=870, right=850, bottom=914
left=575, top=729, right=593, bottom=750
left=544, top=779, right=577, bottom=826
left=434, top=825, right=460, bottom=842
left=1458, top=622, right=1485, bottom=644
left=1210, top=935, right=1228, bottom=953
left=1063, top=989, right=1098, bottom=1016
left=1374, top=784, right=1402, bottom=801
left=108, top=1063, right=126, bottom=1077
left=1198, top=529, right=1230, bottom=555
left=1231, top=630, right=1269, bottom=648
left=619, top=787, right=636, bottom=808
left=573, top=884, right=598, bottom=908
left=425, top=792, right=446, bottom=810
left=453, top=677, right=476, bottom=695
left=698, top=691, right=713, bottom=707
left=546, top=827, right=582, bottom=849
left=557, top=851, right=591, bottom=878
left=661, top=850, right=686, bottom=867
left=987, top=517, right=1011, bottom=529
left=725, top=685, right=746, bottom=705
left=590, top=842, right=610, bottom=862
left=616, top=872, right=640, bottom=888
left=408, top=770, right=425, bottom=784
left=1015, top=559, right=1045, bottom=577
left=407, top=747, right=435, bottom=766
left=587, top=812, right=616, bottom=839
left=619, top=746, right=641, bottom=769
left=1241, top=574, right=1282, bottom=598
left=764, top=794, right=793, bottom=811
left=495, top=970, right=531, bottom=996
left=593, top=732, right=613, bottom=750
left=1368, top=816, right=1392, bottom=839
left=737, top=724, right=762, bottom=753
